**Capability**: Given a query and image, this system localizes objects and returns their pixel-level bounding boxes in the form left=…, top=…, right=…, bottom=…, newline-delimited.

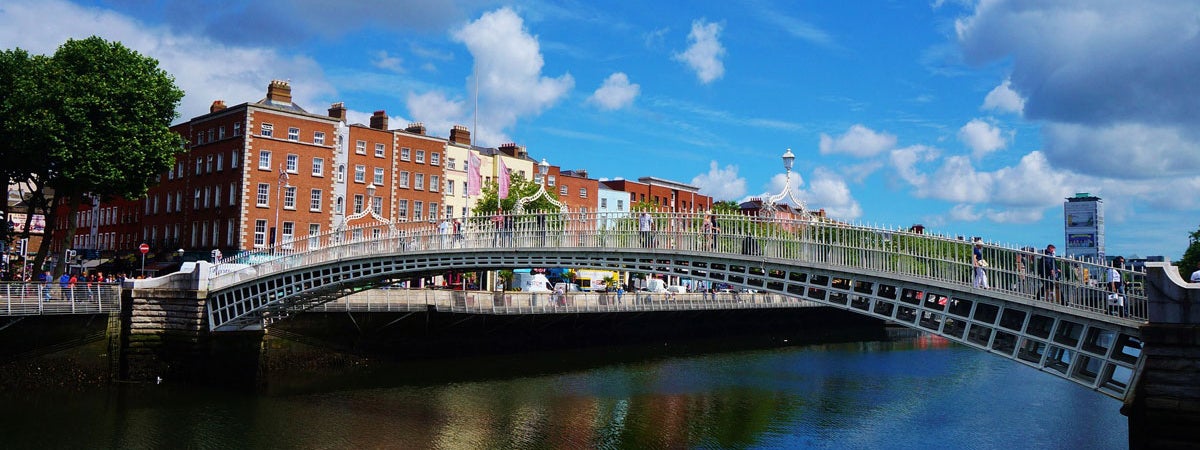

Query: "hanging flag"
left=467, top=152, right=482, bottom=196
left=498, top=158, right=510, bottom=199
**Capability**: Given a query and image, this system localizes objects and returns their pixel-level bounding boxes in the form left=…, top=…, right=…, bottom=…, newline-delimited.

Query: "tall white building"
left=1064, top=193, right=1104, bottom=261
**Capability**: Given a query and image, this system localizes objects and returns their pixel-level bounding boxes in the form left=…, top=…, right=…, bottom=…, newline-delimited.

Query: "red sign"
left=139, top=243, right=150, bottom=254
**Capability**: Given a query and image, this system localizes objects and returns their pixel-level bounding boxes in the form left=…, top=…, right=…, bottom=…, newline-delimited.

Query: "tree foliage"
left=0, top=36, right=184, bottom=275
left=472, top=172, right=562, bottom=214
left=1178, top=224, right=1200, bottom=278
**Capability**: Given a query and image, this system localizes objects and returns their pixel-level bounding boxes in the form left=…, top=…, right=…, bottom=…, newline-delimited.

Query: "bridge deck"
left=0, top=282, right=122, bottom=316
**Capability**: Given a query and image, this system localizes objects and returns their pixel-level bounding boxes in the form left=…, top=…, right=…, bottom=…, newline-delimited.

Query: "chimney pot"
left=405, top=122, right=426, bottom=135
left=369, top=110, right=388, bottom=130
left=328, top=102, right=347, bottom=121
left=210, top=100, right=227, bottom=113
left=266, top=79, right=292, bottom=104
left=449, top=125, right=472, bottom=145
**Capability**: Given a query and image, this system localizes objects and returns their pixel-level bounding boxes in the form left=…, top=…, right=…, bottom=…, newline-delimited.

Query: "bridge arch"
left=207, top=239, right=1142, bottom=400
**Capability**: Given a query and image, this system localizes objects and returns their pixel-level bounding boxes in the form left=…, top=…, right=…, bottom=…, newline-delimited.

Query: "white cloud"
left=0, top=0, right=337, bottom=122
left=957, top=0, right=1200, bottom=183
left=819, top=124, right=898, bottom=157
left=889, top=145, right=940, bottom=188
left=691, top=161, right=747, bottom=201
left=957, top=118, right=1007, bottom=159
left=443, top=7, right=575, bottom=147
left=674, top=19, right=725, bottom=84
left=405, top=91, right=466, bottom=141
left=371, top=50, right=404, bottom=72
left=589, top=72, right=640, bottom=110
left=804, top=168, right=862, bottom=220
left=982, top=79, right=1024, bottom=114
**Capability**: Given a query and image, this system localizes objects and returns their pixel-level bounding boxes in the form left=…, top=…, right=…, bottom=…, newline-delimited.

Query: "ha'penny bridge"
left=4, top=210, right=1198, bottom=447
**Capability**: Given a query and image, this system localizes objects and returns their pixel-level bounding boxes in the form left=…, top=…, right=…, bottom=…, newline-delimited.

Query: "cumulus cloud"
left=432, top=7, right=574, bottom=146
left=404, top=91, right=465, bottom=139
left=0, top=0, right=336, bottom=121
left=982, top=79, right=1024, bottom=114
left=674, top=19, right=725, bottom=84
left=819, top=124, right=898, bottom=157
left=691, top=161, right=747, bottom=201
left=958, top=118, right=1007, bottom=159
left=371, top=50, right=404, bottom=72
left=803, top=168, right=862, bottom=220
left=956, top=0, right=1200, bottom=181
left=889, top=145, right=940, bottom=187
left=589, top=72, right=640, bottom=110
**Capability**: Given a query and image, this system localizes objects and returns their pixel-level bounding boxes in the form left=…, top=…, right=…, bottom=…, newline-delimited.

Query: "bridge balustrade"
left=208, top=210, right=1147, bottom=323
left=0, top=281, right=123, bottom=316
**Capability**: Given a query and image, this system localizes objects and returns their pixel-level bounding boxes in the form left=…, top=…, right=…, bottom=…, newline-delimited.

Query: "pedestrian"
left=616, top=285, right=625, bottom=304
left=437, top=218, right=451, bottom=247
left=453, top=219, right=464, bottom=247
left=1190, top=261, right=1200, bottom=283
left=972, top=238, right=989, bottom=289
left=702, top=213, right=720, bottom=250
left=39, top=270, right=52, bottom=301
left=639, top=211, right=653, bottom=248
left=1107, top=256, right=1127, bottom=317
left=1037, top=244, right=1061, bottom=304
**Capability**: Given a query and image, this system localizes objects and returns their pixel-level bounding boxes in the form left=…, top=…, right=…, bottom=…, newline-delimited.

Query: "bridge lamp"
left=366, top=182, right=377, bottom=214
left=782, top=148, right=795, bottom=176
left=176, top=248, right=184, bottom=261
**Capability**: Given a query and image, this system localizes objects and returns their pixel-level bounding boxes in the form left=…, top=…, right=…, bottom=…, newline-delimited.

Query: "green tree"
left=472, top=172, right=561, bottom=214
left=0, top=37, right=184, bottom=275
left=1178, top=225, right=1200, bottom=279
left=712, top=200, right=740, bottom=214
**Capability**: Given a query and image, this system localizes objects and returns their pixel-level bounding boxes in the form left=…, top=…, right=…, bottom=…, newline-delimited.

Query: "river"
left=0, top=334, right=1125, bottom=449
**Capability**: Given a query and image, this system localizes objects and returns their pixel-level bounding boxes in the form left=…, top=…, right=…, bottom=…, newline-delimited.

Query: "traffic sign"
left=139, top=243, right=150, bottom=254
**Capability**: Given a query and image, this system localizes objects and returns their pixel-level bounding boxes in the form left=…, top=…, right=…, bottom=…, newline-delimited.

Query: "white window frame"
left=355, top=140, right=366, bottom=155
left=261, top=123, right=273, bottom=137
left=354, top=165, right=366, bottom=183
left=286, top=154, right=299, bottom=173
left=254, top=220, right=267, bottom=248
left=287, top=127, right=299, bottom=141
left=258, top=150, right=271, bottom=170
left=375, top=143, right=385, bottom=158
left=312, top=157, right=324, bottom=177
left=310, top=189, right=322, bottom=212
left=398, top=171, right=410, bottom=189
left=400, top=147, right=411, bottom=161
left=415, top=150, right=425, bottom=163
left=256, top=183, right=269, bottom=207
left=373, top=167, right=385, bottom=185
left=314, top=131, right=325, bottom=145
left=284, top=186, right=296, bottom=210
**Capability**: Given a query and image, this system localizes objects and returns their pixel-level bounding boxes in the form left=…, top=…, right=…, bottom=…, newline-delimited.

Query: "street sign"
left=139, top=243, right=150, bottom=254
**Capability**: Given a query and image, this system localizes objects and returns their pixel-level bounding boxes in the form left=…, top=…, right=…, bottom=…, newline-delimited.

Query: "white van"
left=645, top=278, right=667, bottom=293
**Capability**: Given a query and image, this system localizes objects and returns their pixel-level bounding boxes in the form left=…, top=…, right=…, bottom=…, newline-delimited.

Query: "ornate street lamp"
left=515, top=158, right=564, bottom=214
left=764, top=148, right=807, bottom=218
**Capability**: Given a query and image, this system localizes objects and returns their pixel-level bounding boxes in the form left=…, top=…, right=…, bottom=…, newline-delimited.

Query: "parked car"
left=666, top=285, right=688, bottom=294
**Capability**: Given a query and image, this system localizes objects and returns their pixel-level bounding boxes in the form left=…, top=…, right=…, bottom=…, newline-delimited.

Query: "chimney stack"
left=369, top=110, right=388, bottom=130
left=328, top=102, right=347, bottom=121
left=210, top=100, right=227, bottom=113
left=449, top=125, right=471, bottom=145
left=498, top=142, right=518, bottom=156
left=266, top=79, right=292, bottom=104
left=405, top=122, right=426, bottom=135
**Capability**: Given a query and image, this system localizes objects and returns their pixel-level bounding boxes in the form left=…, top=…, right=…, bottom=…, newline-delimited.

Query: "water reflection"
left=0, top=335, right=1125, bottom=449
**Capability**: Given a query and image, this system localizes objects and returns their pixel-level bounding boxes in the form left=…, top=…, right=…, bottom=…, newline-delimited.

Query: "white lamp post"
left=765, top=148, right=806, bottom=217
left=515, top=158, right=563, bottom=214
left=274, top=165, right=290, bottom=248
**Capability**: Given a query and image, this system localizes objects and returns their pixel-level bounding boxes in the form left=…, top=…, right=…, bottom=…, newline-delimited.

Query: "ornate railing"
left=0, top=282, right=123, bottom=316
left=209, top=210, right=1149, bottom=322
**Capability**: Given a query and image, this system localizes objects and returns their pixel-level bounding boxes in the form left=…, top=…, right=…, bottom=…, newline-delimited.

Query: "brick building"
left=599, top=177, right=711, bottom=212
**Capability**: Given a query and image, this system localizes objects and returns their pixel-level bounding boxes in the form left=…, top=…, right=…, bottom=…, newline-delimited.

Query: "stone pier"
left=1124, top=262, right=1200, bottom=449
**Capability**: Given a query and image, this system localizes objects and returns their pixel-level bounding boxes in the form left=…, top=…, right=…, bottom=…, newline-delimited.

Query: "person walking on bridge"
left=1037, top=244, right=1061, bottom=304
left=971, top=238, right=989, bottom=289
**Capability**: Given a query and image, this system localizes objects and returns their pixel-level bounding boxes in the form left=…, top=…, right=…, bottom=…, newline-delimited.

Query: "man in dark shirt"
left=1037, top=244, right=1061, bottom=303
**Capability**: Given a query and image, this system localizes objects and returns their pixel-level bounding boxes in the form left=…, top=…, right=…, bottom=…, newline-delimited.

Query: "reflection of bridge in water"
left=172, top=211, right=1159, bottom=400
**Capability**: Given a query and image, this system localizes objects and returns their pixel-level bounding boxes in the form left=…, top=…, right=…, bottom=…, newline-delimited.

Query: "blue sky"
left=3, top=0, right=1198, bottom=260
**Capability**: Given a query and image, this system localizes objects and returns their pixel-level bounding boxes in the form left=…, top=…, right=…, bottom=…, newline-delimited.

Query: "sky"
left=2, top=0, right=1198, bottom=260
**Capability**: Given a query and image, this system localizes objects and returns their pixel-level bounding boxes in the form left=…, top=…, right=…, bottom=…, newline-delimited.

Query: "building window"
left=601, top=198, right=608, bottom=208
left=207, top=129, right=214, bottom=143
left=400, top=147, right=410, bottom=161
left=415, top=150, right=425, bottom=163
left=254, top=220, right=267, bottom=248
left=373, top=167, right=385, bottom=185
left=256, top=183, right=269, bottom=207
left=231, top=150, right=239, bottom=168
left=335, top=196, right=344, bottom=214
left=287, top=127, right=299, bottom=141
left=579, top=188, right=587, bottom=198
left=446, top=180, right=454, bottom=196
left=214, top=185, right=222, bottom=207
left=219, top=126, right=226, bottom=140
left=414, top=201, right=423, bottom=222
left=260, top=123, right=273, bottom=137
left=314, top=131, right=325, bottom=145
left=353, top=194, right=363, bottom=214
left=216, top=153, right=224, bottom=171
left=228, top=219, right=236, bottom=247
left=206, top=155, right=213, bottom=173
left=312, top=157, right=324, bottom=177
left=337, top=165, right=345, bottom=183
left=229, top=182, right=237, bottom=205
left=375, top=143, right=385, bottom=158
left=233, top=122, right=242, bottom=136
left=204, top=187, right=211, bottom=208
left=548, top=175, right=556, bottom=187
left=310, top=189, right=322, bottom=211
left=193, top=188, right=200, bottom=209
left=308, top=224, right=320, bottom=248
left=195, top=157, right=202, bottom=175
left=560, top=186, right=568, bottom=196
left=445, top=205, right=453, bottom=219
left=284, top=186, right=296, bottom=210
left=355, top=140, right=366, bottom=154
left=430, top=152, right=440, bottom=166
left=430, top=175, right=440, bottom=192
left=398, top=171, right=410, bottom=188
left=397, top=200, right=408, bottom=219
left=372, top=196, right=382, bottom=215
left=281, top=222, right=294, bottom=249
left=354, top=165, right=365, bottom=183
left=429, top=203, right=438, bottom=221
left=447, top=158, right=456, bottom=171
left=462, top=181, right=468, bottom=197
left=414, top=173, right=424, bottom=190
left=258, top=150, right=271, bottom=170
left=286, top=154, right=298, bottom=173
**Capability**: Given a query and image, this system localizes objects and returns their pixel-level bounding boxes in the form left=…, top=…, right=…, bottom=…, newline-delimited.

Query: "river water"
left=0, top=334, right=1125, bottom=449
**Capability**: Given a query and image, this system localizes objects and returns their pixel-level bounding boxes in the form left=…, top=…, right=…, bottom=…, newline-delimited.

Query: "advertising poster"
left=7, top=213, right=46, bottom=234
left=1068, top=233, right=1096, bottom=248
